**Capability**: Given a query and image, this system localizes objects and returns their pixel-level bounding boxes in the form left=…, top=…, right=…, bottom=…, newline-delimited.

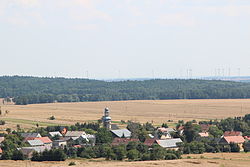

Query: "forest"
left=1, top=76, right=250, bottom=105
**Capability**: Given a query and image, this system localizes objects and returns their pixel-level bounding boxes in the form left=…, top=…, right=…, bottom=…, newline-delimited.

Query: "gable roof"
left=156, top=138, right=183, bottom=148
left=34, top=137, right=52, bottom=144
left=27, top=139, right=44, bottom=146
left=111, top=129, right=131, bottom=138
left=224, top=131, right=242, bottom=136
left=144, top=138, right=157, bottom=146
left=65, top=131, right=86, bottom=137
left=21, top=133, right=41, bottom=138
left=112, top=138, right=139, bottom=146
left=158, top=128, right=176, bottom=133
left=223, top=136, right=245, bottom=144
left=49, top=131, right=62, bottom=137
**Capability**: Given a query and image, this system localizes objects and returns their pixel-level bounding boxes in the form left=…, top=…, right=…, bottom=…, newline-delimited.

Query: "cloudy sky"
left=0, top=0, right=250, bottom=79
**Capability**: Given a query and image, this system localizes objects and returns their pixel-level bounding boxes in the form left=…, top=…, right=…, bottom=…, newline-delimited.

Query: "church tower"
left=102, top=108, right=111, bottom=130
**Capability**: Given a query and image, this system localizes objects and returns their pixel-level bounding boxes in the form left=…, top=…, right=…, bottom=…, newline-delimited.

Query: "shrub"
left=165, top=153, right=177, bottom=160
left=127, top=149, right=139, bottom=161
left=68, top=162, right=76, bottom=166
left=141, top=153, right=151, bottom=161
left=49, top=116, right=55, bottom=120
left=0, top=120, right=5, bottom=125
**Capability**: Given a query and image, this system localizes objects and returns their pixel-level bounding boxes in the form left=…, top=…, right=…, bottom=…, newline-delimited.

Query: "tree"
left=113, top=145, right=126, bottom=160
left=208, top=126, right=223, bottom=138
left=12, top=150, right=25, bottom=160
left=183, top=122, right=200, bottom=142
left=150, top=145, right=165, bottom=160
left=127, top=149, right=139, bottom=161
left=161, top=123, right=168, bottom=128
left=95, top=128, right=112, bottom=144
left=230, top=142, right=240, bottom=152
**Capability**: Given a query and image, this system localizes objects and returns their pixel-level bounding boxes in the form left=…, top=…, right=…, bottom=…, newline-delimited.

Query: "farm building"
left=224, top=131, right=242, bottom=136
left=112, top=138, right=139, bottom=146
left=52, top=140, right=67, bottom=149
left=49, top=131, right=62, bottom=138
left=156, top=138, right=183, bottom=150
left=111, top=129, right=131, bottom=138
left=21, top=133, right=41, bottom=138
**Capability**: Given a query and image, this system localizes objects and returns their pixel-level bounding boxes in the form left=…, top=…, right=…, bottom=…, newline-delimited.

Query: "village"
left=0, top=108, right=250, bottom=162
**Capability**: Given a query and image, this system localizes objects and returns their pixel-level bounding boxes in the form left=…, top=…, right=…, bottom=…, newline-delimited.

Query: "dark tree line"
left=0, top=76, right=250, bottom=105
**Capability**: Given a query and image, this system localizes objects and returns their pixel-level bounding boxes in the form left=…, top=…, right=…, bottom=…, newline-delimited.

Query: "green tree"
left=127, top=149, right=139, bottom=161
left=208, top=126, right=223, bottom=138
left=95, top=128, right=112, bottom=144
left=113, top=145, right=126, bottom=160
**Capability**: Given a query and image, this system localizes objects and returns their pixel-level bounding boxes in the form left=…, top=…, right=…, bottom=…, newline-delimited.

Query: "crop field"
left=0, top=153, right=250, bottom=167
left=0, top=99, right=250, bottom=129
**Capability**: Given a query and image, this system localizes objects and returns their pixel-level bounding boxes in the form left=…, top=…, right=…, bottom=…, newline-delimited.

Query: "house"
left=65, top=131, right=86, bottom=138
left=158, top=127, right=176, bottom=133
left=144, top=138, right=157, bottom=147
left=198, top=132, right=209, bottom=137
left=219, top=136, right=245, bottom=151
left=224, top=131, right=242, bottom=136
left=111, top=129, right=131, bottom=138
left=112, top=138, right=139, bottom=146
left=34, top=137, right=52, bottom=150
left=19, top=146, right=46, bottom=159
left=52, top=140, right=67, bottom=149
left=156, top=138, right=183, bottom=150
left=21, top=133, right=41, bottom=138
left=27, top=139, right=44, bottom=147
left=49, top=131, right=62, bottom=138
left=157, top=127, right=176, bottom=139
left=77, top=134, right=96, bottom=146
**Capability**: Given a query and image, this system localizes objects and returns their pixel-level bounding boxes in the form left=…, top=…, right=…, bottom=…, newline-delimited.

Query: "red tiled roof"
left=73, top=145, right=82, bottom=148
left=112, top=138, right=139, bottom=146
left=144, top=138, right=156, bottom=146
left=224, top=136, right=245, bottom=144
left=224, top=131, right=242, bottom=136
left=34, top=137, right=52, bottom=144
left=24, top=137, right=36, bottom=142
left=244, top=136, right=250, bottom=140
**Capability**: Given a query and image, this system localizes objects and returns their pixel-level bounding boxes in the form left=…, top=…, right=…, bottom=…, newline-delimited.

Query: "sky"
left=0, top=0, right=250, bottom=79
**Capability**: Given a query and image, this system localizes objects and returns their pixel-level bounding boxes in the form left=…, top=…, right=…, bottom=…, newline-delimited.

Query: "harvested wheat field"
left=0, top=99, right=250, bottom=129
left=0, top=153, right=250, bottom=167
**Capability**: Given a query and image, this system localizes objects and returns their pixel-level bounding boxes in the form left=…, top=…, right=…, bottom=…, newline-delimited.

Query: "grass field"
left=0, top=153, right=250, bottom=167
left=0, top=99, right=250, bottom=129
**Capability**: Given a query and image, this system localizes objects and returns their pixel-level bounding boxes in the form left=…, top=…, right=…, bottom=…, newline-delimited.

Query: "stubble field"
left=0, top=99, right=250, bottom=129
left=0, top=153, right=250, bottom=167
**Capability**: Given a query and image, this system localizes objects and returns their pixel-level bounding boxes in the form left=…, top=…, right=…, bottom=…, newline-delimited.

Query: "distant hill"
left=1, top=76, right=250, bottom=105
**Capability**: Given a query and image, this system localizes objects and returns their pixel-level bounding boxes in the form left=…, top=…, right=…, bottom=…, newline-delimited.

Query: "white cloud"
left=156, top=13, right=196, bottom=27
left=72, top=23, right=98, bottom=30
